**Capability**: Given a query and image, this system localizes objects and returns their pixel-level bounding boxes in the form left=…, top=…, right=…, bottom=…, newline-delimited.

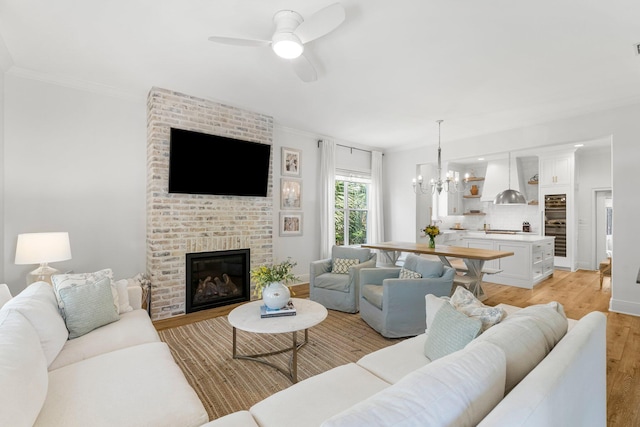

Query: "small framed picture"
left=281, top=147, right=301, bottom=176
left=281, top=178, right=302, bottom=210
left=280, top=212, right=303, bottom=236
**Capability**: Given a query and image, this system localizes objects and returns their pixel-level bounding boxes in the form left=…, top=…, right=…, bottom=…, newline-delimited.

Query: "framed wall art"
left=281, top=147, right=302, bottom=176
left=280, top=178, right=302, bottom=210
left=280, top=212, right=303, bottom=236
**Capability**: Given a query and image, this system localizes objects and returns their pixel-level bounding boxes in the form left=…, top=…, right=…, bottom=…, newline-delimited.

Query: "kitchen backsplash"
left=442, top=202, right=540, bottom=233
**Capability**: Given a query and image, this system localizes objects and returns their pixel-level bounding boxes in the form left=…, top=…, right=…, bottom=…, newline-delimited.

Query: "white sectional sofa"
left=0, top=281, right=210, bottom=427
left=206, top=296, right=607, bottom=427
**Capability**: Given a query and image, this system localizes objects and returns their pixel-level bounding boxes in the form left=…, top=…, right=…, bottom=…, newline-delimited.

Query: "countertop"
left=461, top=231, right=553, bottom=242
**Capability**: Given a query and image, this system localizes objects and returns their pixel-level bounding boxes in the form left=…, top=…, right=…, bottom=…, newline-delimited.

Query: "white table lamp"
left=15, top=232, right=72, bottom=285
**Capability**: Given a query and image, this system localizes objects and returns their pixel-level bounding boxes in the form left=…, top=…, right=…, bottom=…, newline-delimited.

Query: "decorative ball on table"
left=250, top=258, right=298, bottom=310
left=422, top=224, right=440, bottom=249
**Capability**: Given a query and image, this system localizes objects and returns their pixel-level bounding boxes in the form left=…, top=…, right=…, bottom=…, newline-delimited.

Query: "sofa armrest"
left=360, top=267, right=401, bottom=286
left=477, top=311, right=607, bottom=427
left=311, top=258, right=332, bottom=278
left=383, top=277, right=453, bottom=302
left=128, top=285, right=143, bottom=310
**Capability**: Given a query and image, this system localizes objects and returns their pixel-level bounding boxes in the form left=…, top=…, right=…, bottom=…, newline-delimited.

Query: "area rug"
left=159, top=309, right=403, bottom=421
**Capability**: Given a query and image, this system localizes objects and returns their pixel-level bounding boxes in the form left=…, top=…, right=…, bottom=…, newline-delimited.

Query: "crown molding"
left=6, top=67, right=145, bottom=102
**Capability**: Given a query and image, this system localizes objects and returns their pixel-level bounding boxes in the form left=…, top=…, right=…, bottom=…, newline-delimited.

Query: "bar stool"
left=599, top=257, right=611, bottom=288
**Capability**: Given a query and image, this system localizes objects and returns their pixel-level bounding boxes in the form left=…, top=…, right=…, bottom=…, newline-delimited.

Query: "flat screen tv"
left=168, top=128, right=271, bottom=196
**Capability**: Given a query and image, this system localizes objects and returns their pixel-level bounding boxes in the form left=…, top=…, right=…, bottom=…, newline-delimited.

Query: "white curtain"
left=369, top=150, right=384, bottom=244
left=320, top=139, right=336, bottom=258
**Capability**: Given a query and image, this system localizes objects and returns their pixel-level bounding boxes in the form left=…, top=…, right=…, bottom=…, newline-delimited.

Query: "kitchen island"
left=459, top=232, right=554, bottom=288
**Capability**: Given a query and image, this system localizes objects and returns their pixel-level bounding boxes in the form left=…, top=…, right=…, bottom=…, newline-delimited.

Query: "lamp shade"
left=15, top=232, right=72, bottom=265
left=493, top=189, right=527, bottom=205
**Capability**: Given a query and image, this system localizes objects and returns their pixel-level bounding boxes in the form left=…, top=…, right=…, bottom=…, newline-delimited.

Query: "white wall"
left=384, top=146, right=433, bottom=243
left=272, top=126, right=376, bottom=282
left=3, top=74, right=147, bottom=295
left=576, top=146, right=612, bottom=270
left=0, top=36, right=13, bottom=286
left=385, top=103, right=640, bottom=316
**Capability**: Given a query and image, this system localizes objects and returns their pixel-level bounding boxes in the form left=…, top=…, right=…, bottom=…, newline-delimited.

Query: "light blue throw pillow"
left=424, top=301, right=482, bottom=361
left=58, top=277, right=120, bottom=339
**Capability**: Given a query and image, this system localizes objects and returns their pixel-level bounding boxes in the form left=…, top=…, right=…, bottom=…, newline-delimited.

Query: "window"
left=335, top=173, right=370, bottom=246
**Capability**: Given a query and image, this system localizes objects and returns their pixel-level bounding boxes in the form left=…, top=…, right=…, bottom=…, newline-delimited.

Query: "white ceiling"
left=1, top=0, right=639, bottom=150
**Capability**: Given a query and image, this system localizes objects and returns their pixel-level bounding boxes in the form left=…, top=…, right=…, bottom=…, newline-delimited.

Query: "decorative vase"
left=262, top=282, right=291, bottom=310
left=470, top=185, right=479, bottom=196
left=428, top=236, right=436, bottom=249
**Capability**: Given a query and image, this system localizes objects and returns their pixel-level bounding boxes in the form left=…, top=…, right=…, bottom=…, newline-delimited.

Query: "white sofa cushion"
left=322, top=341, right=506, bottom=427
left=35, top=342, right=209, bottom=427
left=467, top=301, right=568, bottom=393
left=58, top=276, right=120, bottom=338
left=0, top=309, right=49, bottom=427
left=201, top=410, right=260, bottom=427
left=3, top=281, right=69, bottom=366
left=250, top=363, right=390, bottom=427
left=357, top=334, right=429, bottom=383
left=49, top=309, right=160, bottom=370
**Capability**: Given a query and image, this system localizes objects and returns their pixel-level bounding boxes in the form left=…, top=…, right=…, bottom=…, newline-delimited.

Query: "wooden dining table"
left=362, top=241, right=514, bottom=300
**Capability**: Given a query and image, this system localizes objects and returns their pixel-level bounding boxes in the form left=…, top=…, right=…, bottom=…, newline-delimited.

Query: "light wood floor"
left=154, top=270, right=636, bottom=427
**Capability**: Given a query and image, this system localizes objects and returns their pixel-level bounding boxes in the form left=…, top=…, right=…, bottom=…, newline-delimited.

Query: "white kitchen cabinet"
left=539, top=151, right=574, bottom=187
left=539, top=150, right=576, bottom=271
left=461, top=236, right=554, bottom=288
left=463, top=238, right=498, bottom=270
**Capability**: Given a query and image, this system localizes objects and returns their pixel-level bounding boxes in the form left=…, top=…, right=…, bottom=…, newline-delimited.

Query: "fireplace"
left=185, top=249, right=251, bottom=313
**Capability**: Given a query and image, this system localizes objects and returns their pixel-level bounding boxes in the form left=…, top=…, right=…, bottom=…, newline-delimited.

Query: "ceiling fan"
left=208, top=2, right=346, bottom=82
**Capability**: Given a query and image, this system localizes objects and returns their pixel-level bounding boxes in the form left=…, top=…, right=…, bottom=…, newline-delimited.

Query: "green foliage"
left=250, top=259, right=298, bottom=298
left=334, top=179, right=368, bottom=246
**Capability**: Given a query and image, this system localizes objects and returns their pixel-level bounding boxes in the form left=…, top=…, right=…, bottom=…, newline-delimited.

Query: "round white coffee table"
left=227, top=298, right=328, bottom=383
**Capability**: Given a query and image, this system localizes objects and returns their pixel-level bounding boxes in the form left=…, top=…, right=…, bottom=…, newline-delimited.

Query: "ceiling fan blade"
left=294, top=3, right=345, bottom=44
left=291, top=54, right=317, bottom=82
left=207, top=36, right=271, bottom=47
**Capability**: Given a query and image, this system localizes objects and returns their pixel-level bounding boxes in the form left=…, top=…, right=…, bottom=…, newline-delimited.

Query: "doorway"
left=594, top=190, right=612, bottom=270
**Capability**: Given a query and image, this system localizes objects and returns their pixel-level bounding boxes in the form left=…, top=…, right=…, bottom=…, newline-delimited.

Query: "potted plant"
left=250, top=258, right=298, bottom=309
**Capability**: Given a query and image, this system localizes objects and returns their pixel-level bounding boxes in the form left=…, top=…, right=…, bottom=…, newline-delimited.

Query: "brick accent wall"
left=146, top=87, right=274, bottom=320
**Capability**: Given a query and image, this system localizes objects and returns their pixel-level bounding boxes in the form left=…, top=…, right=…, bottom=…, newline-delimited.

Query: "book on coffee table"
left=260, top=300, right=297, bottom=318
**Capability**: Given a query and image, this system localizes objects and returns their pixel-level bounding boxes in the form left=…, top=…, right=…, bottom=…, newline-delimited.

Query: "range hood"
left=480, top=157, right=524, bottom=203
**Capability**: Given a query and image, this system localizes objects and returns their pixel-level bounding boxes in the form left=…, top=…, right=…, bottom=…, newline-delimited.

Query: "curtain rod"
left=317, top=140, right=382, bottom=155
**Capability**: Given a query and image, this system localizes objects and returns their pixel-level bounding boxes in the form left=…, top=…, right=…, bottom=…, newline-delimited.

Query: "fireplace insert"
left=185, top=249, right=250, bottom=313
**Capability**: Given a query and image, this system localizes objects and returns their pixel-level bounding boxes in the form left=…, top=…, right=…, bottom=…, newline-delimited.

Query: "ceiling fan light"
left=272, top=33, right=303, bottom=59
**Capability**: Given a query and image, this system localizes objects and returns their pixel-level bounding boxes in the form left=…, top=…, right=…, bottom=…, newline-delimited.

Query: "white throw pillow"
left=322, top=341, right=506, bottom=427
left=450, top=286, right=506, bottom=332
left=425, top=293, right=448, bottom=331
left=58, top=277, right=120, bottom=339
left=114, top=279, right=134, bottom=314
left=51, top=268, right=118, bottom=318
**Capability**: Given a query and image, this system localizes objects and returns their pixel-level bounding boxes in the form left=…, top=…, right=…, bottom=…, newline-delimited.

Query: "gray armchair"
left=359, top=253, right=455, bottom=338
left=309, top=245, right=377, bottom=313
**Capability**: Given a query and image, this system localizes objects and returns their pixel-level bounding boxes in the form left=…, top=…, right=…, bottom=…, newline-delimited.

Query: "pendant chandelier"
left=493, top=152, right=527, bottom=205
left=413, top=120, right=460, bottom=195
